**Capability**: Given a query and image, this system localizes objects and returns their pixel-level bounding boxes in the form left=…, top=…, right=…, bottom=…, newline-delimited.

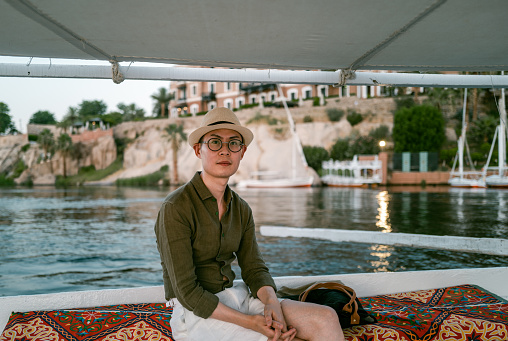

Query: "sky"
left=0, top=57, right=171, bottom=133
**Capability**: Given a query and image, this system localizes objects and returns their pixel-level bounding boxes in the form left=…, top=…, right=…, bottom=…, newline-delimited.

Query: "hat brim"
left=188, top=123, right=254, bottom=147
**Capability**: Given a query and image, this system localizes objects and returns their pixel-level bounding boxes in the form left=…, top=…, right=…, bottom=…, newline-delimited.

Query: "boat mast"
left=277, top=84, right=308, bottom=180
left=458, top=89, right=468, bottom=181
left=498, top=86, right=507, bottom=176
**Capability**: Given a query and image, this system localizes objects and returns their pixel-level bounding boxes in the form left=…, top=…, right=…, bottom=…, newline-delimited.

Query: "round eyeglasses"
left=201, top=138, right=244, bottom=153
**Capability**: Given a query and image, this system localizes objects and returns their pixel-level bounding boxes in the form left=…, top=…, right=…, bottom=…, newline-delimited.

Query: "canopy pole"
left=2, top=63, right=508, bottom=88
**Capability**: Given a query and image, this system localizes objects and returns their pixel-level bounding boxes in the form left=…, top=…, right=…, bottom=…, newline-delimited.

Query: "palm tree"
left=37, top=129, right=55, bottom=161
left=56, top=133, right=74, bottom=178
left=163, top=123, right=187, bottom=185
left=151, top=87, right=174, bottom=118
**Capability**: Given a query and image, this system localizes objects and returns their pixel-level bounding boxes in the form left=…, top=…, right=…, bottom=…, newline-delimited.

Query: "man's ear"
left=193, top=144, right=202, bottom=158
left=240, top=146, right=247, bottom=160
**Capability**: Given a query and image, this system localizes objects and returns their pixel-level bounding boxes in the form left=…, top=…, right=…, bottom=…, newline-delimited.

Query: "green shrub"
left=303, top=115, right=313, bottom=123
left=330, top=138, right=351, bottom=160
left=347, top=111, right=363, bottom=126
left=303, top=146, right=329, bottom=173
left=21, top=144, right=31, bottom=152
left=28, top=134, right=38, bottom=142
left=326, top=108, right=345, bottom=122
left=12, top=160, right=27, bottom=178
left=246, top=113, right=282, bottom=126
left=116, top=172, right=164, bottom=187
left=393, top=104, right=445, bottom=152
left=369, top=125, right=390, bottom=140
left=0, top=174, right=15, bottom=187
left=394, top=96, right=416, bottom=112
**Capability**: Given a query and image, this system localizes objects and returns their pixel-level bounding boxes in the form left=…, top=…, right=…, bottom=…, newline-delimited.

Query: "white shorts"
left=170, top=282, right=278, bottom=341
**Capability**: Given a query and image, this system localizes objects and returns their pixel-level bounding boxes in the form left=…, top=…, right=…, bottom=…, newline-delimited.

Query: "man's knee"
left=311, top=305, right=340, bottom=329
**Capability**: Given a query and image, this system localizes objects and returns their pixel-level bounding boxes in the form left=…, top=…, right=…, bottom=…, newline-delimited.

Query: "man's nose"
left=218, top=143, right=230, bottom=154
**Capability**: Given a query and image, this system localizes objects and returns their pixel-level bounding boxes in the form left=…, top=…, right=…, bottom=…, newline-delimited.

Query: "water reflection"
left=0, top=186, right=507, bottom=297
left=375, top=191, right=391, bottom=232
left=368, top=244, right=394, bottom=272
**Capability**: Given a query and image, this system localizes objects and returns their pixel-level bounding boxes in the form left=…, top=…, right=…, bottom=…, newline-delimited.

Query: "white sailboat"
left=483, top=86, right=508, bottom=188
left=448, top=89, right=486, bottom=188
left=236, top=85, right=314, bottom=188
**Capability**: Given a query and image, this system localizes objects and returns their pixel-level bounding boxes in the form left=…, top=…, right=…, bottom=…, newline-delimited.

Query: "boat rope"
left=110, top=60, right=125, bottom=84
left=335, top=68, right=355, bottom=87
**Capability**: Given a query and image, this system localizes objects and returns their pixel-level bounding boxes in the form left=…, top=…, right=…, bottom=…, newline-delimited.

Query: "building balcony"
left=240, top=83, right=276, bottom=93
left=176, top=97, right=187, bottom=105
left=202, top=92, right=216, bottom=102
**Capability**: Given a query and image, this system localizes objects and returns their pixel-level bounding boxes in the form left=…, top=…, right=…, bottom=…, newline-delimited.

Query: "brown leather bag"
left=298, top=282, right=361, bottom=326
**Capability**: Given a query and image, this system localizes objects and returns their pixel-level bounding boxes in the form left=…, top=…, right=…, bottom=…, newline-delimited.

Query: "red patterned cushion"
left=344, top=284, right=508, bottom=341
left=1, top=285, right=507, bottom=340
left=0, top=303, right=173, bottom=340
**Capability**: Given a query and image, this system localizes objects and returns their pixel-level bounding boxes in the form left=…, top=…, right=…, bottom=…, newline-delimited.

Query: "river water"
left=0, top=185, right=507, bottom=297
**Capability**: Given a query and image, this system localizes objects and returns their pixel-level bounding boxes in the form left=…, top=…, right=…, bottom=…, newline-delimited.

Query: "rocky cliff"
left=1, top=97, right=457, bottom=186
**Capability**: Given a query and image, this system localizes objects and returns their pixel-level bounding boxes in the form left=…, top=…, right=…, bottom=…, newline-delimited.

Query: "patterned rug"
left=1, top=285, right=507, bottom=341
left=345, top=284, right=508, bottom=341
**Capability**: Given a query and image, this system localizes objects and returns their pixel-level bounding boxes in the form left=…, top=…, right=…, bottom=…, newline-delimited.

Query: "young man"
left=154, top=107, right=344, bottom=341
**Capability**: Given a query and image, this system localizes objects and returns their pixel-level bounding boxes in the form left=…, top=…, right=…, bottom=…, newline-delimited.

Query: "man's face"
left=193, top=128, right=246, bottom=179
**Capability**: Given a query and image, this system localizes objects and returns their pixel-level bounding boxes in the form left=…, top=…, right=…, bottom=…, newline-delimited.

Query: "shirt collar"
left=191, top=171, right=232, bottom=205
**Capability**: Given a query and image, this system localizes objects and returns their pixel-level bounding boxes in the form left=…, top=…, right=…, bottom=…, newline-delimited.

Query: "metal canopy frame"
left=1, top=0, right=508, bottom=88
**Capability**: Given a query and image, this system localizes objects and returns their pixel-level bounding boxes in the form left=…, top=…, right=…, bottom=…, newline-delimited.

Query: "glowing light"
left=379, top=140, right=386, bottom=147
left=376, top=190, right=392, bottom=233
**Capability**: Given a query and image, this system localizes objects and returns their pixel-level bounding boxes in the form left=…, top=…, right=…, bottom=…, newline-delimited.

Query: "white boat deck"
left=1, top=267, right=507, bottom=333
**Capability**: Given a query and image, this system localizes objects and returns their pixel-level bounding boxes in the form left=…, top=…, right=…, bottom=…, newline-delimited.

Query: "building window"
left=302, top=86, right=312, bottom=99
left=318, top=85, right=328, bottom=97
left=224, top=99, right=233, bottom=109
left=190, top=104, right=199, bottom=114
left=209, top=83, right=216, bottom=93
left=192, top=85, right=197, bottom=96
left=249, top=95, right=257, bottom=104
left=288, top=89, right=298, bottom=101
left=226, top=82, right=231, bottom=91
left=208, top=102, right=217, bottom=111
left=236, top=97, right=244, bottom=108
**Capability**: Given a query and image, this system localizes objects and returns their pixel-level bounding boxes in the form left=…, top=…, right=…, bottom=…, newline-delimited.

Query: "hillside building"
left=168, top=66, right=422, bottom=116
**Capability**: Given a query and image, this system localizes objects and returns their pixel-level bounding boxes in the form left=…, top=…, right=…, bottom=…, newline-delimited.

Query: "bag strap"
left=298, top=282, right=361, bottom=325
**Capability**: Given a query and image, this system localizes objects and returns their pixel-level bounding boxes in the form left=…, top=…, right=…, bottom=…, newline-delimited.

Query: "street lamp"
left=379, top=140, right=386, bottom=148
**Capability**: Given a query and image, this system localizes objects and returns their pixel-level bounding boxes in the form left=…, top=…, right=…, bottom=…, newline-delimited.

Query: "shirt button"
left=215, top=211, right=219, bottom=215
left=222, top=233, right=225, bottom=237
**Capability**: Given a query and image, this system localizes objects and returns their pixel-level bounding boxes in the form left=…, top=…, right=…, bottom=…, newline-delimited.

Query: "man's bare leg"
left=280, top=299, right=345, bottom=341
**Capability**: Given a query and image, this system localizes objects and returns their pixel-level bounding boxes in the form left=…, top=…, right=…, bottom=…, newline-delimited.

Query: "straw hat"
left=188, top=107, right=254, bottom=147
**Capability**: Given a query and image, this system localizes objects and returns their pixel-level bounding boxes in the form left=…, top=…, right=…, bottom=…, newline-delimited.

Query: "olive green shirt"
left=154, top=172, right=276, bottom=319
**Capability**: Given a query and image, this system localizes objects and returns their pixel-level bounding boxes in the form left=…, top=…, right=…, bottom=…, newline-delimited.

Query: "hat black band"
left=208, top=121, right=234, bottom=126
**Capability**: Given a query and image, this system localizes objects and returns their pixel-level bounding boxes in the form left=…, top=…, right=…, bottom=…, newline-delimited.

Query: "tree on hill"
left=37, top=129, right=55, bottom=162
left=152, top=87, right=174, bottom=118
left=29, top=110, right=57, bottom=125
left=393, top=104, right=445, bottom=153
left=0, top=102, right=17, bottom=134
left=117, top=102, right=146, bottom=121
left=78, top=100, right=107, bottom=121
left=56, top=133, right=73, bottom=178
left=163, top=123, right=187, bottom=184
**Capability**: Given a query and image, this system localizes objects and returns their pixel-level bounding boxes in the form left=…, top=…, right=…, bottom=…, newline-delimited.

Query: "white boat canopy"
left=1, top=0, right=508, bottom=87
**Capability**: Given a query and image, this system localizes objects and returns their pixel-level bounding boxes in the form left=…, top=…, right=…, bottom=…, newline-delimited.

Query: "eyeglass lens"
left=205, top=138, right=243, bottom=152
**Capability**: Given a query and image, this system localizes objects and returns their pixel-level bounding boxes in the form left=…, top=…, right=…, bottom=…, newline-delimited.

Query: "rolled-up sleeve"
left=236, top=207, right=276, bottom=298
left=155, top=201, right=219, bottom=318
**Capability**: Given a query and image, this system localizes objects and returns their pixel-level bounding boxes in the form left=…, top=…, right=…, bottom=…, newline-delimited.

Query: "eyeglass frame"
left=200, top=137, right=245, bottom=153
